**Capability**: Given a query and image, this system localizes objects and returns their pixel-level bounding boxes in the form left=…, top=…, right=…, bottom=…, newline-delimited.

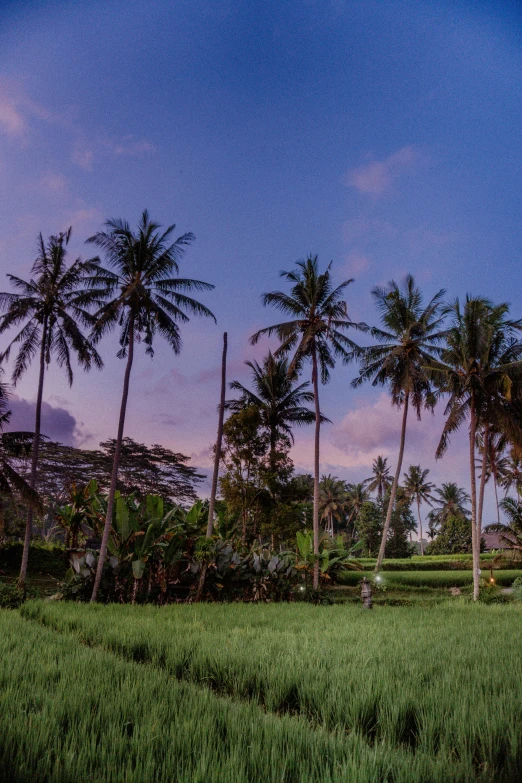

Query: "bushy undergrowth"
left=0, top=609, right=486, bottom=783
left=20, top=601, right=522, bottom=782
left=0, top=583, right=23, bottom=609
left=0, top=542, right=68, bottom=578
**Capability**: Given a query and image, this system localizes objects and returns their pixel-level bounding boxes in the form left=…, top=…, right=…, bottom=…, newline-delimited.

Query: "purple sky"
left=1, top=0, right=521, bottom=522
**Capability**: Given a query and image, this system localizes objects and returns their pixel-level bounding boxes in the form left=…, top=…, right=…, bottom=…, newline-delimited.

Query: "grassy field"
left=4, top=600, right=520, bottom=782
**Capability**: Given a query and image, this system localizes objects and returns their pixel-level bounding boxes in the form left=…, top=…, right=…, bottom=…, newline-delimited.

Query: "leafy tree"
left=226, top=352, right=320, bottom=477
left=433, top=297, right=522, bottom=599
left=403, top=465, right=434, bottom=555
left=426, top=515, right=473, bottom=555
left=0, top=228, right=102, bottom=586
left=344, top=482, right=370, bottom=539
left=355, top=501, right=382, bottom=557
left=385, top=492, right=415, bottom=559
left=251, top=256, right=364, bottom=589
left=86, top=211, right=215, bottom=601
left=352, top=274, right=446, bottom=573
left=319, top=474, right=348, bottom=536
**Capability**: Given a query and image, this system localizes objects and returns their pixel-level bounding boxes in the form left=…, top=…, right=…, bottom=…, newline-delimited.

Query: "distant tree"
left=226, top=352, right=321, bottom=476
left=426, top=515, right=473, bottom=555
left=0, top=228, right=102, bottom=587
left=403, top=465, right=434, bottom=555
left=251, top=256, right=364, bottom=589
left=485, top=497, right=522, bottom=561
left=345, top=483, right=370, bottom=539
left=352, top=275, right=446, bottom=573
left=319, top=474, right=348, bottom=536
left=363, top=456, right=392, bottom=500
left=355, top=501, right=382, bottom=557
left=499, top=449, right=522, bottom=497
left=86, top=211, right=215, bottom=601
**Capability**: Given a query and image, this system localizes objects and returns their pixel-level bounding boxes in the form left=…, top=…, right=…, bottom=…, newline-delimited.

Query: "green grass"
left=0, top=608, right=486, bottom=783
left=16, top=600, right=522, bottom=781
left=338, top=569, right=521, bottom=588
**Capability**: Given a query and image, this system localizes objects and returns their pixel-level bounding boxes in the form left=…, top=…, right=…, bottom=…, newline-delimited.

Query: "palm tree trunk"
left=375, top=396, right=409, bottom=573
left=477, top=421, right=489, bottom=542
left=417, top=497, right=424, bottom=556
left=312, top=345, right=321, bottom=591
left=91, top=314, right=135, bottom=602
left=195, top=332, right=227, bottom=603
left=469, top=399, right=480, bottom=602
left=493, top=473, right=501, bottom=526
left=18, top=318, right=47, bottom=590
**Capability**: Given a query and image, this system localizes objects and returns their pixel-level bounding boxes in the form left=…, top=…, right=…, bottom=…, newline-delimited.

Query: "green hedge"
left=0, top=542, right=68, bottom=578
left=354, top=554, right=521, bottom=571
left=339, top=569, right=522, bottom=588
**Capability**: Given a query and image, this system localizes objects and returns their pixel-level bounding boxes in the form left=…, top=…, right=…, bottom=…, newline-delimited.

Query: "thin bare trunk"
left=195, top=332, right=227, bottom=603
left=375, top=396, right=409, bottom=573
left=477, top=422, right=489, bottom=543
left=469, top=399, right=480, bottom=601
left=493, top=474, right=501, bottom=526
left=91, top=314, right=135, bottom=602
left=417, top=498, right=424, bottom=556
left=18, top=318, right=47, bottom=590
left=312, top=346, right=321, bottom=591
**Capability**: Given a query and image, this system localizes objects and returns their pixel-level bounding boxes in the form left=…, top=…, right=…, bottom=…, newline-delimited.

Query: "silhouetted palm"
left=251, top=256, right=365, bottom=589
left=433, top=297, right=522, bottom=599
left=476, top=430, right=508, bottom=525
left=352, top=274, right=446, bottom=572
left=499, top=449, right=522, bottom=497
left=226, top=352, right=323, bottom=473
left=403, top=465, right=434, bottom=555
left=86, top=210, right=215, bottom=601
left=0, top=228, right=102, bottom=586
left=363, top=456, right=392, bottom=500
left=345, top=482, right=370, bottom=535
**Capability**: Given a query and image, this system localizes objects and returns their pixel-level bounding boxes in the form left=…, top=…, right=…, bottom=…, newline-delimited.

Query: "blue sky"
left=0, top=0, right=521, bottom=519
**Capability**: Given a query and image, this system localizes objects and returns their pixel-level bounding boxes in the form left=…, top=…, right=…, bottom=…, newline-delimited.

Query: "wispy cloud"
left=345, top=146, right=425, bottom=196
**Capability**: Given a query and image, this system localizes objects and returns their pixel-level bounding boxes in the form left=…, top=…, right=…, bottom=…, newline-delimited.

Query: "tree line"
left=0, top=211, right=521, bottom=601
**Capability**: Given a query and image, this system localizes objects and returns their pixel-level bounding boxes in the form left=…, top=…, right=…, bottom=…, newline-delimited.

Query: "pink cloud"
left=345, top=146, right=425, bottom=196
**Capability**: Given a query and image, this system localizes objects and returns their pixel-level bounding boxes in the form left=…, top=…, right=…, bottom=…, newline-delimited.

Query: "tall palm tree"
left=363, top=455, right=392, bottom=500
left=403, top=465, right=434, bottom=555
left=352, top=274, right=446, bottom=573
left=433, top=297, right=522, bottom=600
left=226, top=352, right=323, bottom=474
left=251, top=256, right=364, bottom=589
left=86, top=210, right=215, bottom=601
left=319, top=474, right=347, bottom=536
left=476, top=430, right=508, bottom=526
left=0, top=228, right=102, bottom=587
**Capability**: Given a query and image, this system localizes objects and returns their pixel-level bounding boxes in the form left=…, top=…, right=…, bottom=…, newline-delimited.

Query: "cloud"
left=0, top=96, right=25, bottom=137
left=37, top=173, right=68, bottom=196
left=6, top=396, right=79, bottom=446
left=345, top=146, right=424, bottom=196
left=342, top=251, right=370, bottom=277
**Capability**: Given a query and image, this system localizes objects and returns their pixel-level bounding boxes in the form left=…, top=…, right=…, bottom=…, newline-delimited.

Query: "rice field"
left=3, top=600, right=520, bottom=782
left=338, top=569, right=522, bottom=588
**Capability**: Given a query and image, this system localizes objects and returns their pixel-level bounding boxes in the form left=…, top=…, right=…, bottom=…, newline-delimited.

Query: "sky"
left=0, top=0, right=521, bottom=522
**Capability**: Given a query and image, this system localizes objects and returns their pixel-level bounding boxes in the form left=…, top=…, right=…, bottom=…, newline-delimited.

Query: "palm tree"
left=226, top=352, right=323, bottom=474
left=352, top=274, right=446, bottom=573
left=476, top=430, right=508, bottom=526
left=319, top=474, right=348, bottom=536
left=432, top=482, right=470, bottom=521
left=86, top=210, right=215, bottom=601
left=251, top=256, right=364, bottom=589
left=403, top=465, right=434, bottom=555
left=0, top=228, right=102, bottom=587
left=344, top=482, right=370, bottom=535
left=433, top=297, right=522, bottom=600
left=363, top=455, right=392, bottom=500
left=499, top=449, right=522, bottom=497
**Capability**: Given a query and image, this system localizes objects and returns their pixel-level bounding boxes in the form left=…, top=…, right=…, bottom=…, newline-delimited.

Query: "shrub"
left=0, top=582, right=24, bottom=609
